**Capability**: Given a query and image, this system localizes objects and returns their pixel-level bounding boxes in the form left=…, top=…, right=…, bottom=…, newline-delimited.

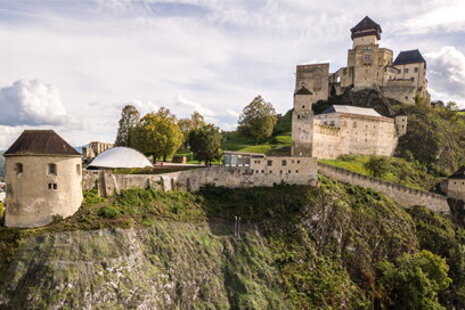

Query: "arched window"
left=76, top=164, right=81, bottom=175
left=48, top=163, right=57, bottom=176
left=15, top=163, right=23, bottom=176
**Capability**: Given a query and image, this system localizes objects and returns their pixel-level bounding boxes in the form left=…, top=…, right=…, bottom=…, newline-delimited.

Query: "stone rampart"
left=318, top=163, right=450, bottom=213
left=83, top=163, right=318, bottom=196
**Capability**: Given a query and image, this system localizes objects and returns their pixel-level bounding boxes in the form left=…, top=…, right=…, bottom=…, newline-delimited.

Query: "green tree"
left=131, top=108, right=183, bottom=162
left=376, top=250, right=451, bottom=310
left=178, top=112, right=206, bottom=149
left=238, top=95, right=277, bottom=143
left=365, top=156, right=390, bottom=178
left=188, top=124, right=222, bottom=165
left=115, top=105, right=140, bottom=147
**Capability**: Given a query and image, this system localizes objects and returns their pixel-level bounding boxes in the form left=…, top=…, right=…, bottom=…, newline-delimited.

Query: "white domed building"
left=4, top=130, right=83, bottom=228
left=88, top=147, right=152, bottom=169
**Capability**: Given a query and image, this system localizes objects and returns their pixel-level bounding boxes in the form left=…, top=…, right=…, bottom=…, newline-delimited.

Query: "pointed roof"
left=294, top=86, right=313, bottom=96
left=448, top=166, right=465, bottom=179
left=4, top=130, right=81, bottom=157
left=351, top=16, right=382, bottom=40
left=320, top=105, right=383, bottom=117
left=392, top=49, right=426, bottom=66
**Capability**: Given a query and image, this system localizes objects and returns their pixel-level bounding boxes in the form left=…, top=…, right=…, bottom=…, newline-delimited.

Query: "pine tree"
left=115, top=105, right=140, bottom=147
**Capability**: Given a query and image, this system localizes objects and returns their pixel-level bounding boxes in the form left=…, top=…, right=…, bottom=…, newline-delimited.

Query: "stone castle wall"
left=83, top=160, right=318, bottom=196
left=311, top=113, right=400, bottom=159
left=318, top=162, right=450, bottom=213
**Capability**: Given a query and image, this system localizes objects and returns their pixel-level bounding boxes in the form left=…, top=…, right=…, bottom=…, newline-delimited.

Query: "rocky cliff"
left=0, top=179, right=463, bottom=309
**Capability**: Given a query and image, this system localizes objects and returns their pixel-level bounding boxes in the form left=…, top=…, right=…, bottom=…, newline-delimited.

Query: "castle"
left=291, top=16, right=419, bottom=159
left=295, top=16, right=429, bottom=106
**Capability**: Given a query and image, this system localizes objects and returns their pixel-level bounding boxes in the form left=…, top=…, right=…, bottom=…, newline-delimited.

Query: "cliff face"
left=0, top=224, right=289, bottom=310
left=0, top=179, right=461, bottom=309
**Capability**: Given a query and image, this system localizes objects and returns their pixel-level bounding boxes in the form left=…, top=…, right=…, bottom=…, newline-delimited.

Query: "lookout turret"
left=3, top=130, right=83, bottom=228
left=350, top=16, right=382, bottom=48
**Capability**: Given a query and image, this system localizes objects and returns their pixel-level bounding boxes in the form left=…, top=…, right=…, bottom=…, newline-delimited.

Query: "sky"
left=0, top=0, right=464, bottom=149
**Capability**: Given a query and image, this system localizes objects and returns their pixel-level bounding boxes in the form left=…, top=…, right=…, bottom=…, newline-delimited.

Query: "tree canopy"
left=131, top=108, right=183, bottom=162
left=188, top=124, right=222, bottom=165
left=238, top=95, right=277, bottom=143
left=115, top=105, right=140, bottom=147
left=178, top=112, right=206, bottom=149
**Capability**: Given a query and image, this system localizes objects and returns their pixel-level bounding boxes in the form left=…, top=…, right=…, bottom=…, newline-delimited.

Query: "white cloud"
left=0, top=79, right=76, bottom=127
left=174, top=94, right=216, bottom=116
left=426, top=46, right=465, bottom=106
left=119, top=100, right=160, bottom=115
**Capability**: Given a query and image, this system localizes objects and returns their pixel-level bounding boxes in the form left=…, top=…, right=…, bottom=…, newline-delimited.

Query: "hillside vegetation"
left=1, top=180, right=465, bottom=309
left=321, top=155, right=438, bottom=191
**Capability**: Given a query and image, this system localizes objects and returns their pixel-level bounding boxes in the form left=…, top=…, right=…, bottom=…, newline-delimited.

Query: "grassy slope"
left=222, top=131, right=291, bottom=155
left=2, top=179, right=463, bottom=309
left=321, top=155, right=438, bottom=190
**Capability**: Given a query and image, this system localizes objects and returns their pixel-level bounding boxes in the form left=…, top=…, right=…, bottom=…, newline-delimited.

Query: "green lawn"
left=222, top=131, right=292, bottom=155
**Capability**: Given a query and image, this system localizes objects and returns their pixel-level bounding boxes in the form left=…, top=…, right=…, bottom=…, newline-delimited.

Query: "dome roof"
left=88, top=147, right=152, bottom=169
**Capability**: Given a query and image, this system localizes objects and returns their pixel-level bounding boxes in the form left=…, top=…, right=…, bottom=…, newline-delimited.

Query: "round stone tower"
left=3, top=130, right=83, bottom=228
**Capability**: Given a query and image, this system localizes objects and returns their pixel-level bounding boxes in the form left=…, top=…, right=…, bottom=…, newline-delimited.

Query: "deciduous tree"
left=238, top=95, right=277, bottom=144
left=178, top=112, right=206, bottom=149
left=188, top=124, right=222, bottom=165
left=131, top=108, right=183, bottom=162
left=115, top=105, right=140, bottom=147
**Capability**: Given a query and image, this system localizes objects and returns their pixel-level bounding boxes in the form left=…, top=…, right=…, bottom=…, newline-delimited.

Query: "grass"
left=222, top=131, right=292, bottom=155
left=320, top=155, right=438, bottom=190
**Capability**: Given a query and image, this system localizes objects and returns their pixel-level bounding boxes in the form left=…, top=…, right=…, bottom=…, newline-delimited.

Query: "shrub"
left=83, top=189, right=105, bottom=205
left=0, top=202, right=4, bottom=226
left=97, top=206, right=122, bottom=219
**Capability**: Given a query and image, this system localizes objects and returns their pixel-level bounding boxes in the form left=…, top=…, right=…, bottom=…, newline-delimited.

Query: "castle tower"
left=291, top=86, right=314, bottom=157
left=3, top=130, right=83, bottom=228
left=347, top=16, right=393, bottom=88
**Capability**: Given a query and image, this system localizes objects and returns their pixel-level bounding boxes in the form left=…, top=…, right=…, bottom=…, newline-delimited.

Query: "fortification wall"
left=318, top=162, right=450, bottom=213
left=83, top=161, right=318, bottom=196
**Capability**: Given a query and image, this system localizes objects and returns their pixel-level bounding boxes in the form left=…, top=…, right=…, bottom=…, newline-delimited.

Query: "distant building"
left=298, top=16, right=429, bottom=106
left=3, top=130, right=83, bottom=228
left=82, top=141, right=114, bottom=160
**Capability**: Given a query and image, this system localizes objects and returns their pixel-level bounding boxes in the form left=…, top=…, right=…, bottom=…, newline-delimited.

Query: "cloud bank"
left=0, top=80, right=71, bottom=126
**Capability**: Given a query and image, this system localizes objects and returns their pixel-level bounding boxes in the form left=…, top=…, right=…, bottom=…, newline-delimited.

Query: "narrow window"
left=414, top=67, right=419, bottom=73
left=15, top=163, right=23, bottom=176
left=48, top=183, right=58, bottom=190
left=48, top=163, right=57, bottom=176
left=269, top=171, right=272, bottom=174
left=296, top=170, right=299, bottom=173
left=76, top=164, right=81, bottom=175
left=261, top=170, right=264, bottom=173
left=297, top=160, right=300, bottom=164
left=411, top=77, right=415, bottom=82
left=282, top=160, right=287, bottom=166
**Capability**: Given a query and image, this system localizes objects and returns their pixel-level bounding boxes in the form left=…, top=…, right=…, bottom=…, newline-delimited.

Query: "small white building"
left=4, top=130, right=83, bottom=228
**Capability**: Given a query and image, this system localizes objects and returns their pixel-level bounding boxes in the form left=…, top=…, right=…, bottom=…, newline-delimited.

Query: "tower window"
left=15, top=163, right=23, bottom=175
left=414, top=67, right=419, bottom=73
left=76, top=164, right=81, bottom=175
left=48, top=183, right=58, bottom=190
left=411, top=77, right=415, bottom=82
left=282, top=160, right=287, bottom=166
left=48, top=163, right=57, bottom=176
left=404, top=68, right=409, bottom=74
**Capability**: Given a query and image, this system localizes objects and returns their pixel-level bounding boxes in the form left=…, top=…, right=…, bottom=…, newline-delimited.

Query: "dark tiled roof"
left=4, top=130, right=81, bottom=156
left=351, top=16, right=382, bottom=39
left=294, top=86, right=313, bottom=95
left=392, top=49, right=426, bottom=66
left=448, top=166, right=465, bottom=179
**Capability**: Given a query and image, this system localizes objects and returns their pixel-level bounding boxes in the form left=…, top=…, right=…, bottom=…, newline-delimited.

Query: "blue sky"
left=0, top=0, right=464, bottom=148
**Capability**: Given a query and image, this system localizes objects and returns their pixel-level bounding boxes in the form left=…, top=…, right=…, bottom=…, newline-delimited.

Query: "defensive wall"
left=83, top=162, right=318, bottom=197
left=318, top=162, right=450, bottom=213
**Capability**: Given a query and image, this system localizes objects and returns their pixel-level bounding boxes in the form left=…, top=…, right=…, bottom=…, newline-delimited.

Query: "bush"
left=83, top=189, right=105, bottom=205
left=97, top=206, right=122, bottom=219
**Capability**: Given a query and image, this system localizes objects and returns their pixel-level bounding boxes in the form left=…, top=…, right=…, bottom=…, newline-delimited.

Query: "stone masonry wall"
left=318, top=162, right=450, bottom=213
left=83, top=161, right=318, bottom=197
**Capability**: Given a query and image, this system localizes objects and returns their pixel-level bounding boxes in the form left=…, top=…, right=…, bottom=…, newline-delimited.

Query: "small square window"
left=261, top=170, right=264, bottom=173
left=48, top=183, right=57, bottom=190
left=267, top=160, right=273, bottom=166
left=282, top=160, right=287, bottom=166
left=297, top=160, right=300, bottom=164
left=296, top=170, right=299, bottom=173
left=414, top=67, right=419, bottom=73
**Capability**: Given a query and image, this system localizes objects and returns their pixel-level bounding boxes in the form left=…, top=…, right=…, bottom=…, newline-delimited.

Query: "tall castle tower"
left=347, top=16, right=393, bottom=88
left=3, top=130, right=83, bottom=228
left=291, top=86, right=314, bottom=157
